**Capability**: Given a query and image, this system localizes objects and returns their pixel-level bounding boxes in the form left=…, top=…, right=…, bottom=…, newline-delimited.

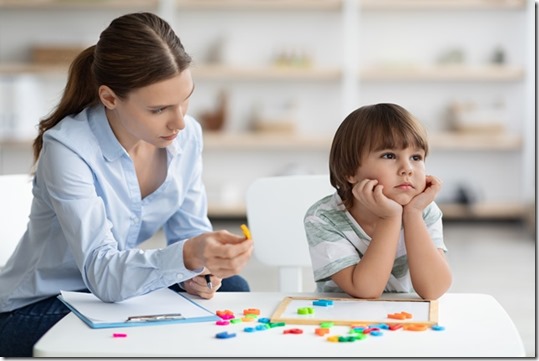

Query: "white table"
left=33, top=292, right=525, bottom=357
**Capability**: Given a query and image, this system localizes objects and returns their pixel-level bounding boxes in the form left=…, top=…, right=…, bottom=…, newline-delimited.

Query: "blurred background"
left=0, top=0, right=535, bottom=356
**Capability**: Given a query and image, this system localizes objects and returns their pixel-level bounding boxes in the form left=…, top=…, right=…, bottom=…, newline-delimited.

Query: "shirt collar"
left=88, top=105, right=126, bottom=162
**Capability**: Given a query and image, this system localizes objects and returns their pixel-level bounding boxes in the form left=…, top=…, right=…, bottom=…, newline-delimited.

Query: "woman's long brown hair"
left=32, top=12, right=192, bottom=164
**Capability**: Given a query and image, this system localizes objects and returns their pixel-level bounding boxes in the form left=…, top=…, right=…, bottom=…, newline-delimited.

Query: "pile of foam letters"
left=213, top=299, right=445, bottom=342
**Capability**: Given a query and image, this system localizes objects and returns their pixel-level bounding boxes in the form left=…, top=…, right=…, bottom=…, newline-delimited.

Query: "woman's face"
left=102, top=69, right=194, bottom=150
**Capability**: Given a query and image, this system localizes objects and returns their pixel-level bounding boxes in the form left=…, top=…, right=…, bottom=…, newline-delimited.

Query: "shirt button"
left=177, top=273, right=184, bottom=279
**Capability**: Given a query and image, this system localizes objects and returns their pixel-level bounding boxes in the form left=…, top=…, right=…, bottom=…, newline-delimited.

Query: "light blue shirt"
left=0, top=105, right=211, bottom=311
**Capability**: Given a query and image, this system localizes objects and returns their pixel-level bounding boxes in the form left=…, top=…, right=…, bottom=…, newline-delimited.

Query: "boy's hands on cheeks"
left=405, top=175, right=442, bottom=213
left=352, top=178, right=402, bottom=219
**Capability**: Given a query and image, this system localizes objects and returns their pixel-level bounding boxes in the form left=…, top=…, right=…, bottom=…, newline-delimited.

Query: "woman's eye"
left=151, top=108, right=164, bottom=114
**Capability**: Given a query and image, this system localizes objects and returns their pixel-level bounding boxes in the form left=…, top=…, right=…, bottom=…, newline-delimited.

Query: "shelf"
left=202, top=132, right=521, bottom=151
left=361, top=0, right=526, bottom=10
left=0, top=63, right=68, bottom=75
left=175, top=0, right=341, bottom=10
left=429, top=132, right=521, bottom=151
left=360, top=65, right=524, bottom=82
left=0, top=132, right=521, bottom=152
left=438, top=202, right=526, bottom=220
left=208, top=203, right=246, bottom=219
left=2, top=63, right=523, bottom=83
left=203, top=132, right=331, bottom=151
left=208, top=201, right=527, bottom=220
left=0, top=139, right=33, bottom=148
left=0, top=0, right=158, bottom=9
left=0, top=0, right=525, bottom=11
left=192, top=64, right=342, bottom=81
left=0, top=63, right=342, bottom=80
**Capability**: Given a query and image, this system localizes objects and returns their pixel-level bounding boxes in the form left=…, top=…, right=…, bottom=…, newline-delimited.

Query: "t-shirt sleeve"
left=424, top=202, right=447, bottom=253
left=304, top=200, right=360, bottom=282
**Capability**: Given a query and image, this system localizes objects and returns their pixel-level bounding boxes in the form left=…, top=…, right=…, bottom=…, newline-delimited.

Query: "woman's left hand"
left=182, top=273, right=222, bottom=299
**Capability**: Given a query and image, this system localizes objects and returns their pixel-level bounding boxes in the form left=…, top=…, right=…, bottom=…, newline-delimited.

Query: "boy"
left=305, top=103, right=451, bottom=299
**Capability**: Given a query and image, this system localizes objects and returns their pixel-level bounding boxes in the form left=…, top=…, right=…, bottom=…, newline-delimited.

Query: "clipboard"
left=58, top=288, right=219, bottom=329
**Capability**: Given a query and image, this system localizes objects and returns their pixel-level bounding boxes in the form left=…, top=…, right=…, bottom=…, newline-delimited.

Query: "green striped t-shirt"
left=304, top=192, right=446, bottom=293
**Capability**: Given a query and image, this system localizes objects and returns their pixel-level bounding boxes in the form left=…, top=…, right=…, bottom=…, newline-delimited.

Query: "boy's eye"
left=412, top=154, right=424, bottom=161
left=381, top=153, right=395, bottom=159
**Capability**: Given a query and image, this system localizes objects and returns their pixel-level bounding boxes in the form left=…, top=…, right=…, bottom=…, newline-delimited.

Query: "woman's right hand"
left=182, top=272, right=222, bottom=299
left=183, top=230, right=253, bottom=279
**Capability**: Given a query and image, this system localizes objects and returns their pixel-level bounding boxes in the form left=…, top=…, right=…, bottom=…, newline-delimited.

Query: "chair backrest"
left=245, top=174, right=334, bottom=292
left=0, top=174, right=33, bottom=267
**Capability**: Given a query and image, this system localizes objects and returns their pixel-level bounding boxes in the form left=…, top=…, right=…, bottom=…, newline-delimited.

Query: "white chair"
left=0, top=173, right=33, bottom=267
left=245, top=174, right=334, bottom=292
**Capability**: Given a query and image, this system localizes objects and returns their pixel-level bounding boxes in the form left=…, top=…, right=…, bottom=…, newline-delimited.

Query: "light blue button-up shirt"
left=0, top=105, right=211, bottom=311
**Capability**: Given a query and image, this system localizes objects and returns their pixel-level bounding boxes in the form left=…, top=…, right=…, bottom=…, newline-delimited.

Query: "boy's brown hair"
left=329, top=103, right=429, bottom=210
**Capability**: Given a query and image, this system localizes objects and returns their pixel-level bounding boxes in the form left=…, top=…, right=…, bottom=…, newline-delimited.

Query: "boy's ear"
left=346, top=175, right=358, bottom=184
left=98, top=85, right=119, bottom=110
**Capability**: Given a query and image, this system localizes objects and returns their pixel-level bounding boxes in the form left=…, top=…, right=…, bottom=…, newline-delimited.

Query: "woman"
left=0, top=12, right=253, bottom=357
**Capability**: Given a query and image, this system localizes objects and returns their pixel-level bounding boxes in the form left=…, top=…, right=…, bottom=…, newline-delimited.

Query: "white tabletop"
left=33, top=292, right=525, bottom=357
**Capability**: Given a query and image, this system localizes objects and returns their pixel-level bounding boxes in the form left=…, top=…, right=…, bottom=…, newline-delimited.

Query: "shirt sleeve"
left=304, top=205, right=360, bottom=283
left=424, top=202, right=447, bottom=253
left=39, top=140, right=201, bottom=303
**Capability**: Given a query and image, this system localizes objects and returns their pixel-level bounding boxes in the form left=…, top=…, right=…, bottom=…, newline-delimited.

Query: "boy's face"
left=349, top=146, right=427, bottom=206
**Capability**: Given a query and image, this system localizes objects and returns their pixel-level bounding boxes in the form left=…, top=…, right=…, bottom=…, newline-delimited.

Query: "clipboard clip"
left=126, top=313, right=185, bottom=322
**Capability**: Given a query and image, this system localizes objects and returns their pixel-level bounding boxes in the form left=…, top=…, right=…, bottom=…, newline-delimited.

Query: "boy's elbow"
left=416, top=289, right=443, bottom=300
left=416, top=277, right=452, bottom=300
left=347, top=286, right=385, bottom=300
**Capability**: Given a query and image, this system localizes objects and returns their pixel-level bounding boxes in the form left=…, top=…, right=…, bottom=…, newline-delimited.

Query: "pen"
left=205, top=274, right=212, bottom=290
left=240, top=224, right=251, bottom=240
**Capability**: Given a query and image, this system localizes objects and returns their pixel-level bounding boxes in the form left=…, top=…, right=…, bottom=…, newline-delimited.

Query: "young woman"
left=305, top=103, right=452, bottom=300
left=0, top=12, right=253, bottom=357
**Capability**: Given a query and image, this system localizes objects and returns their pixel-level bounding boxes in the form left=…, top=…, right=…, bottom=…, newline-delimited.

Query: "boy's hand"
left=405, top=175, right=442, bottom=212
left=352, top=179, right=402, bottom=219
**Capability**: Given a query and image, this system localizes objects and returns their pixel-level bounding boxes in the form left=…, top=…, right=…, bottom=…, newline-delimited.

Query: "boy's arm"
left=403, top=175, right=452, bottom=299
left=332, top=179, right=403, bottom=298
left=403, top=210, right=452, bottom=299
left=332, top=215, right=402, bottom=299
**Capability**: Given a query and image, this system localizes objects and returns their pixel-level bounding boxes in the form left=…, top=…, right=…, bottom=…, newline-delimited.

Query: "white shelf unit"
left=0, top=0, right=534, bottom=221
left=354, top=0, right=533, bottom=222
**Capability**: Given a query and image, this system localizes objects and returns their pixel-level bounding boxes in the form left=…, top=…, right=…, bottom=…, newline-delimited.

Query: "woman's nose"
left=169, top=107, right=186, bottom=131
